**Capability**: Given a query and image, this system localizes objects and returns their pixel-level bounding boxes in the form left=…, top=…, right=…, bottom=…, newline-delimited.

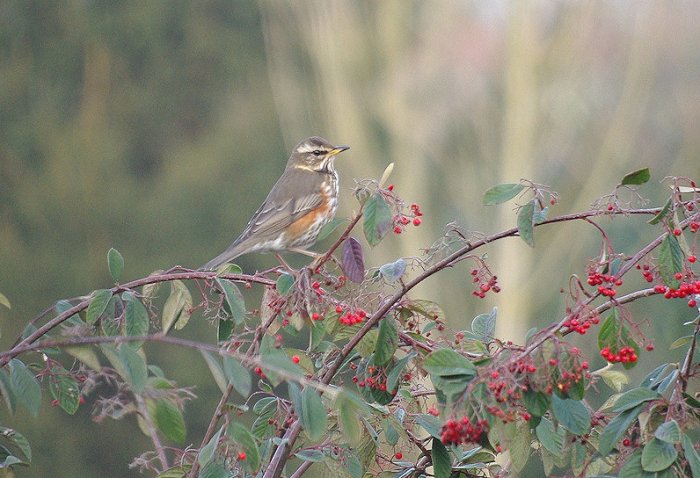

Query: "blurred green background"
left=1, top=1, right=699, bottom=476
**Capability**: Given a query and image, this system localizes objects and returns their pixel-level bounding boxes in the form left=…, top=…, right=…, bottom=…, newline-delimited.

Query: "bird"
left=201, top=136, right=349, bottom=270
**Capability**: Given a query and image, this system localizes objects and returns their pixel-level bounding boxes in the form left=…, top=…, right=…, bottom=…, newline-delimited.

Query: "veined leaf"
left=342, top=237, right=365, bottom=283
left=431, top=438, right=451, bottom=478
left=423, top=349, right=476, bottom=377
left=550, top=395, right=590, bottom=435
left=148, top=398, right=186, bottom=443
left=362, top=193, right=392, bottom=247
left=483, top=183, right=525, bottom=205
left=215, top=279, right=246, bottom=324
left=9, top=359, right=41, bottom=417
left=123, top=292, right=150, bottom=348
left=49, top=372, right=80, bottom=415
left=641, top=437, right=677, bottom=472
left=658, top=234, right=683, bottom=289
left=648, top=197, right=673, bottom=225
left=86, top=289, right=112, bottom=325
left=620, top=168, right=651, bottom=186
left=118, top=345, right=147, bottom=394
left=517, top=200, right=536, bottom=247
left=228, top=422, right=260, bottom=471
left=223, top=355, right=251, bottom=398
left=301, top=387, right=327, bottom=442
left=374, top=317, right=398, bottom=367
left=107, top=248, right=124, bottom=281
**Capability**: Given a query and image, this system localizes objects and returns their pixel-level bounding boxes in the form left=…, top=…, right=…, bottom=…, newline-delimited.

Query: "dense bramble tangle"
left=0, top=168, right=699, bottom=478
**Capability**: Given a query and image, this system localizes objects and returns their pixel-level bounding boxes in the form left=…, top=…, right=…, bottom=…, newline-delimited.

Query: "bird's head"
left=288, top=136, right=349, bottom=173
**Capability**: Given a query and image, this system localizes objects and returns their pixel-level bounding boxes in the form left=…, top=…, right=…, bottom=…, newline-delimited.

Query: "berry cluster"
left=353, top=365, right=390, bottom=392
left=393, top=203, right=423, bottom=234
left=562, top=312, right=600, bottom=335
left=440, top=417, right=488, bottom=446
left=636, top=264, right=655, bottom=283
left=338, top=307, right=366, bottom=326
left=470, top=268, right=500, bottom=299
left=600, top=346, right=638, bottom=364
left=656, top=280, right=700, bottom=307
left=587, top=271, right=622, bottom=297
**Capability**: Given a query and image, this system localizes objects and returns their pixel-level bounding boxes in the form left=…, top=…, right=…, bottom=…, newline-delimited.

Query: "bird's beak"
left=329, top=145, right=350, bottom=156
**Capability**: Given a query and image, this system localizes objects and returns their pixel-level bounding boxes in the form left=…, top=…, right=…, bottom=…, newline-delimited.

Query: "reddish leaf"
left=342, top=237, right=365, bottom=283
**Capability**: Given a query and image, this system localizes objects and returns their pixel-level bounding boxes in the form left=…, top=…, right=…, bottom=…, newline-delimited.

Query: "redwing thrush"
left=202, top=136, right=349, bottom=270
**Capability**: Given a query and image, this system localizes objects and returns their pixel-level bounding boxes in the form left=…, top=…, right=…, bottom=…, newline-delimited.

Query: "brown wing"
left=201, top=168, right=323, bottom=269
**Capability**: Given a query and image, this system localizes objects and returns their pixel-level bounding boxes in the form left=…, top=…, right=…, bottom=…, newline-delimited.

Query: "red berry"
left=413, top=217, right=422, bottom=226
left=291, top=355, right=300, bottom=364
left=689, top=299, right=697, bottom=308
left=394, top=452, right=403, bottom=460
left=673, top=228, right=682, bottom=236
left=646, top=344, right=654, bottom=351
left=393, top=226, right=402, bottom=234
left=335, top=305, right=343, bottom=314
left=622, top=438, right=631, bottom=447
left=238, top=452, right=247, bottom=461
left=689, top=255, right=697, bottom=263
left=387, top=184, right=394, bottom=191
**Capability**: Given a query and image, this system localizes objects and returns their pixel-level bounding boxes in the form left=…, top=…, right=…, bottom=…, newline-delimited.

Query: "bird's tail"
left=200, top=243, right=245, bottom=271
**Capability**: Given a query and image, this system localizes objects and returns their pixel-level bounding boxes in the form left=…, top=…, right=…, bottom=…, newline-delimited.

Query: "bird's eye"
left=312, top=150, right=323, bottom=156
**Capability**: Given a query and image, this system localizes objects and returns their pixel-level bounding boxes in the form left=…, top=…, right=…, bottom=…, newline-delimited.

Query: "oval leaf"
left=641, top=437, right=677, bottom=472
left=215, top=279, right=246, bottom=324
left=342, top=237, right=365, bottom=283
left=363, top=193, right=392, bottom=247
left=223, top=356, right=251, bottom=398
left=228, top=422, right=260, bottom=471
left=301, top=387, right=327, bottom=442
left=423, top=349, right=476, bottom=377
left=49, top=373, right=80, bottom=415
left=654, top=420, right=680, bottom=444
left=551, top=395, right=590, bottom=435
left=86, top=289, right=113, bottom=325
left=9, top=359, right=41, bottom=417
left=612, top=387, right=660, bottom=413
left=620, top=168, right=651, bottom=186
left=658, top=235, right=683, bottom=289
left=123, top=293, right=150, bottom=348
left=379, top=258, right=406, bottom=283
left=118, top=345, right=147, bottom=394
left=374, top=317, right=398, bottom=367
left=275, top=274, right=295, bottom=296
left=431, top=438, right=451, bottom=478
left=107, top=248, right=124, bottom=281
left=483, top=183, right=525, bottom=205
left=517, top=201, right=536, bottom=247
left=149, top=398, right=186, bottom=444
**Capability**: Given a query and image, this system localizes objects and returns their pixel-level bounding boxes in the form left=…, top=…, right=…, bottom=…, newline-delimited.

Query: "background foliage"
left=1, top=1, right=700, bottom=476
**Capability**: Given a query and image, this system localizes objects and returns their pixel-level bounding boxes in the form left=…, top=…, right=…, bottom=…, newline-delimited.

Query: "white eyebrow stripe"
left=296, top=143, right=317, bottom=153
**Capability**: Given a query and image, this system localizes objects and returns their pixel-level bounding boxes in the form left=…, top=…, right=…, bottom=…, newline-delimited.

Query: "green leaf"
left=682, top=433, right=700, bottom=478
left=648, top=197, right=673, bottom=225
left=598, top=405, right=643, bottom=457
left=431, top=438, right=451, bottom=478
left=379, top=258, right=406, bottom=283
left=641, top=437, right=677, bottom=472
left=535, top=417, right=564, bottom=457
left=423, top=349, right=476, bottom=377
left=222, top=356, right=251, bottom=398
left=386, top=353, right=415, bottom=392
left=670, top=335, right=693, bottom=350
left=86, top=289, right=112, bottom=325
left=658, top=235, right=684, bottom=289
left=654, top=420, right=680, bottom=444
left=374, top=317, right=398, bottom=367
left=197, top=426, right=224, bottom=467
left=362, top=193, right=392, bottom=247
left=198, top=460, right=229, bottom=478
left=0, top=427, right=31, bottom=462
left=550, top=395, right=590, bottom=435
left=275, top=274, right=295, bottom=296
left=200, top=351, right=227, bottom=394
left=517, top=200, right=535, bottom=247
left=599, top=368, right=630, bottom=392
left=49, top=373, right=80, bottom=415
left=612, top=387, right=660, bottom=413
left=0, top=292, right=11, bottom=309
left=621, top=168, right=651, bottom=186
left=123, top=293, right=149, bottom=347
left=228, top=422, right=260, bottom=471
left=509, top=422, right=531, bottom=472
left=294, top=449, right=325, bottom=462
left=471, top=307, right=497, bottom=341
left=334, top=392, right=369, bottom=448
left=483, top=183, right=525, bottom=205
left=415, top=414, right=443, bottom=439
left=9, top=359, right=41, bottom=417
left=161, top=281, right=192, bottom=334
left=148, top=399, right=186, bottom=443
left=523, top=390, right=551, bottom=417
left=107, top=248, right=124, bottom=281
left=0, top=370, right=16, bottom=414
left=217, top=319, right=233, bottom=343
left=215, top=279, right=246, bottom=324
left=118, top=345, right=147, bottom=394
left=301, top=387, right=327, bottom=442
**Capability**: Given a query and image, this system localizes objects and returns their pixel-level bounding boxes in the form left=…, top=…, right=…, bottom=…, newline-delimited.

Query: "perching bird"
left=202, top=136, right=349, bottom=270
